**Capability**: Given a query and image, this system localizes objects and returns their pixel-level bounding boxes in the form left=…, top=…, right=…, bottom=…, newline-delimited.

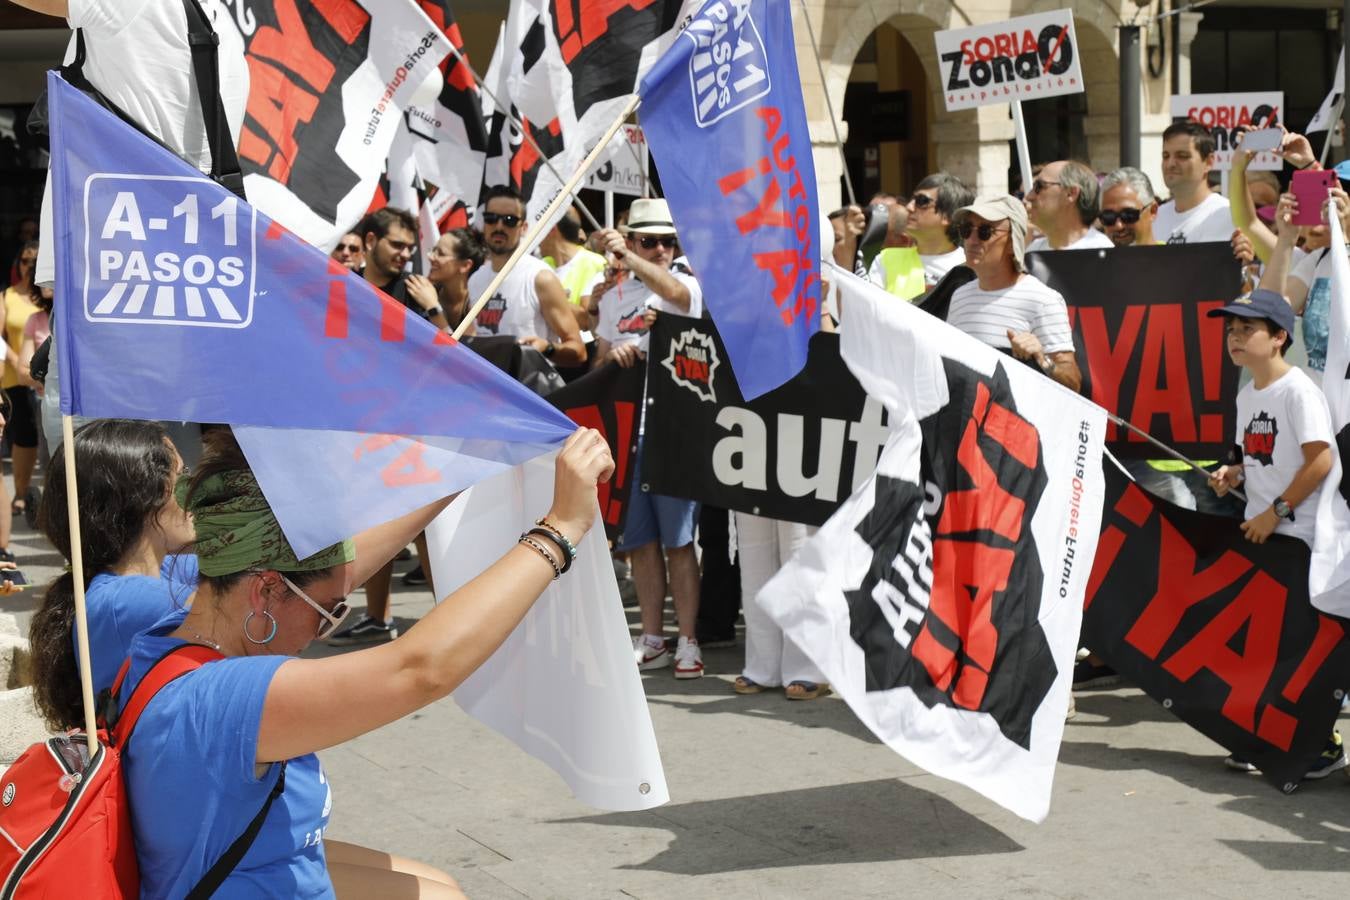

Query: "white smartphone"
left=1239, top=128, right=1284, bottom=152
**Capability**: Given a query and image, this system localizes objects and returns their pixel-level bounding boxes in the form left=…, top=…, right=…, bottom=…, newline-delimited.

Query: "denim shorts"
left=617, top=442, right=699, bottom=551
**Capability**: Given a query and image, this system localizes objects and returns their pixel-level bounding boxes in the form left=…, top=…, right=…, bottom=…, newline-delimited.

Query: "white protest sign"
left=1170, top=93, right=1284, bottom=171
left=934, top=9, right=1083, bottom=112
left=584, top=124, right=648, bottom=197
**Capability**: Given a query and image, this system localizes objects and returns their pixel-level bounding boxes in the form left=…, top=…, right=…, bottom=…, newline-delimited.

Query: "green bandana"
left=179, top=471, right=355, bottom=578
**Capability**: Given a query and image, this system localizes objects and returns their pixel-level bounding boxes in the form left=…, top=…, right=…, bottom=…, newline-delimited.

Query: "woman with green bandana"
left=98, top=425, right=610, bottom=898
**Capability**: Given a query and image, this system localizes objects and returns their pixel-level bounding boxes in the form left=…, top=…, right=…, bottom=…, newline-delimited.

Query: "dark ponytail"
left=29, top=420, right=176, bottom=730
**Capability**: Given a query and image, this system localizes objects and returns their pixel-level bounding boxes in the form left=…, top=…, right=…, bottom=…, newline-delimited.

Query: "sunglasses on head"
left=278, top=573, right=351, bottom=640
left=481, top=212, right=522, bottom=227
left=1098, top=208, right=1143, bottom=226
left=636, top=235, right=677, bottom=250
left=957, top=222, right=1007, bottom=242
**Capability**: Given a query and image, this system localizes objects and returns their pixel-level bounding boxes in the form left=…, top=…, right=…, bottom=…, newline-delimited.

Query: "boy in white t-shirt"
left=1207, top=288, right=1345, bottom=779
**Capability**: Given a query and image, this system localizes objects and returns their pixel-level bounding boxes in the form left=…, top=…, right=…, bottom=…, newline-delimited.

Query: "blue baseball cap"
left=1206, top=288, right=1296, bottom=346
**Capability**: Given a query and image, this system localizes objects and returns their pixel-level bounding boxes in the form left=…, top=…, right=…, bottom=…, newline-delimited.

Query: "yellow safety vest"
left=545, top=248, right=607, bottom=306
left=875, top=248, right=927, bottom=302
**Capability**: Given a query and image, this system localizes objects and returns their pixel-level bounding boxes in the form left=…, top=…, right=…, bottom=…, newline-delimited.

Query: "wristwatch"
left=1038, top=355, right=1055, bottom=375
left=1273, top=497, right=1295, bottom=521
left=420, top=304, right=443, bottom=321
left=543, top=342, right=557, bottom=359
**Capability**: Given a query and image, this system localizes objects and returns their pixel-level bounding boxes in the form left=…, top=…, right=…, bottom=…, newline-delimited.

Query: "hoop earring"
left=243, top=610, right=278, bottom=645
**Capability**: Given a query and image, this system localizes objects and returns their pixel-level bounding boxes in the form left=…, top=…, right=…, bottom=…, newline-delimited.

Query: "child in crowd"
left=1208, top=288, right=1345, bottom=778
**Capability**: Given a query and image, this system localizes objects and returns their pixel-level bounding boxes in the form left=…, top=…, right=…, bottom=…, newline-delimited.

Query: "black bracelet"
left=527, top=527, right=574, bottom=574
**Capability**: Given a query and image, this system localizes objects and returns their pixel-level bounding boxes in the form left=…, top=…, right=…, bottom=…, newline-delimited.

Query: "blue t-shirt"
left=160, top=553, right=200, bottom=603
left=120, top=627, right=333, bottom=899
left=1303, top=276, right=1330, bottom=373
left=76, top=574, right=177, bottom=698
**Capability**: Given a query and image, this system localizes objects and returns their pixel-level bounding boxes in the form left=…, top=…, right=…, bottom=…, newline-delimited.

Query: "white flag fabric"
left=1307, top=48, right=1345, bottom=134
left=759, top=266, right=1108, bottom=822
left=1307, top=211, right=1350, bottom=615
left=425, top=454, right=669, bottom=811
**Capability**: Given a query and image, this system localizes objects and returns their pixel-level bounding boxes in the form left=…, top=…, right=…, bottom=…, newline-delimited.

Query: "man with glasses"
left=867, top=173, right=974, bottom=299
left=1025, top=160, right=1115, bottom=252
left=1153, top=120, right=1235, bottom=244
left=330, top=231, right=365, bottom=270
left=590, top=198, right=706, bottom=679
left=466, top=185, right=586, bottom=366
left=947, top=196, right=1082, bottom=392
left=358, top=207, right=447, bottom=331
left=1098, top=167, right=1160, bottom=247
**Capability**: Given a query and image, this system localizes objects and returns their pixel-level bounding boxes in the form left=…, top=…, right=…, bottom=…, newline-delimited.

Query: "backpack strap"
left=185, top=761, right=287, bottom=900
left=108, top=643, right=223, bottom=747
left=180, top=0, right=247, bottom=200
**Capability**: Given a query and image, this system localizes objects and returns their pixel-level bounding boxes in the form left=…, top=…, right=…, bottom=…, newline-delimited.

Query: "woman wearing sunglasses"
left=29, top=420, right=197, bottom=728
left=90, top=425, right=610, bottom=898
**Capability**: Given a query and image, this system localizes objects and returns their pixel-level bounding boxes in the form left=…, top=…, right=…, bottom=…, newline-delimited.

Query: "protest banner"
left=760, top=266, right=1108, bottom=823
left=548, top=362, right=646, bottom=542
left=934, top=9, right=1082, bottom=204
left=584, top=124, right=648, bottom=197
left=641, top=0, right=822, bottom=399
left=1025, top=243, right=1243, bottom=460
left=219, top=0, right=452, bottom=249
left=1085, top=459, right=1350, bottom=792
left=644, top=314, right=891, bottom=526
left=1170, top=92, right=1284, bottom=171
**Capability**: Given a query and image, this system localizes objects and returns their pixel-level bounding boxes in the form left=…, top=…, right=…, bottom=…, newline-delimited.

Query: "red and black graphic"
left=550, top=0, right=685, bottom=119
left=845, top=360, right=1055, bottom=750
left=1024, top=243, right=1243, bottom=460
left=644, top=314, right=893, bottom=527
left=1084, top=461, right=1350, bottom=791
left=477, top=293, right=507, bottom=332
left=237, top=0, right=373, bottom=225
left=548, top=362, right=645, bottom=541
left=1243, top=411, right=1279, bottom=466
left=941, top=21, right=1075, bottom=93
left=415, top=0, right=488, bottom=227
left=615, top=308, right=649, bottom=335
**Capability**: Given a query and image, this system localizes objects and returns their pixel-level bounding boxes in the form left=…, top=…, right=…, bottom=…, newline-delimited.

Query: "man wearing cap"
left=466, top=184, right=587, bottom=365
left=1025, top=160, right=1116, bottom=252
left=947, top=196, right=1082, bottom=391
left=591, top=198, right=707, bottom=679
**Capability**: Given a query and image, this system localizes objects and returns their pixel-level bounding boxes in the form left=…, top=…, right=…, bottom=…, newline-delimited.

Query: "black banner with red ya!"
left=548, top=361, right=644, bottom=542
left=1025, top=243, right=1243, bottom=460
left=1084, top=461, right=1350, bottom=791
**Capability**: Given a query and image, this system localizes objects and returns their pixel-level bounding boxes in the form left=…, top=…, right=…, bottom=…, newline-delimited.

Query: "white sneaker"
left=674, top=636, right=704, bottom=679
left=634, top=636, right=670, bottom=670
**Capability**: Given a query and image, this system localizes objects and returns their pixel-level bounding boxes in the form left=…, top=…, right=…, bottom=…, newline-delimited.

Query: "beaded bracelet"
left=518, top=534, right=562, bottom=579
left=533, top=518, right=578, bottom=567
left=527, top=528, right=574, bottom=574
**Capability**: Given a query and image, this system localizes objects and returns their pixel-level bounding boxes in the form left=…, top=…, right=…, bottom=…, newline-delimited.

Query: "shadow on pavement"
left=556, top=778, right=1022, bottom=875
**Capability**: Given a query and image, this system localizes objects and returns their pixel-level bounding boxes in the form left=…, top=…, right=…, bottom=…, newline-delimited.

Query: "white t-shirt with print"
left=1026, top=229, right=1115, bottom=252
left=919, top=248, right=967, bottom=286
left=947, top=274, right=1075, bottom=354
left=467, top=254, right=558, bottom=340
left=595, top=266, right=703, bottom=354
left=1153, top=193, right=1235, bottom=245
left=39, top=0, right=250, bottom=284
left=1236, top=366, right=1334, bottom=546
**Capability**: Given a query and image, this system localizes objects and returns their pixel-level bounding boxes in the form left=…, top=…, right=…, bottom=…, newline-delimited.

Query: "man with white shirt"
left=1025, top=160, right=1115, bottom=252
left=868, top=172, right=972, bottom=298
left=948, top=195, right=1082, bottom=392
left=466, top=185, right=586, bottom=366
left=1153, top=121, right=1236, bottom=244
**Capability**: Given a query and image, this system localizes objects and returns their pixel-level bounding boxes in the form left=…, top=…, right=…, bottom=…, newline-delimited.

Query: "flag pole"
left=796, top=0, right=855, bottom=207
left=1011, top=101, right=1035, bottom=198
left=454, top=95, right=642, bottom=340
left=61, top=414, right=99, bottom=756
left=1107, top=412, right=1246, bottom=503
left=444, top=42, right=607, bottom=234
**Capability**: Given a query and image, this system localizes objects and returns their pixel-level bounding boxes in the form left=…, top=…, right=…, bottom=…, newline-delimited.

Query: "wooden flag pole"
left=62, top=414, right=99, bottom=756
left=797, top=0, right=855, bottom=207
left=454, top=94, right=642, bottom=341
left=444, top=42, right=606, bottom=234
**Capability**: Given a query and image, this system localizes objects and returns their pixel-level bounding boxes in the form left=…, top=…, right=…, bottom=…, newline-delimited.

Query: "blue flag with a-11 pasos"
left=48, top=71, right=576, bottom=555
left=639, top=0, right=820, bottom=400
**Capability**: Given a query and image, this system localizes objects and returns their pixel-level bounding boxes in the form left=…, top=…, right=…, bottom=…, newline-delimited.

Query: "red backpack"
left=0, top=644, right=284, bottom=899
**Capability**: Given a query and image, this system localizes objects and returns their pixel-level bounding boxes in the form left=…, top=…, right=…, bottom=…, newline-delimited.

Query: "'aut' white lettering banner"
left=759, top=266, right=1108, bottom=823
left=935, top=9, right=1083, bottom=112
left=1170, top=93, right=1284, bottom=171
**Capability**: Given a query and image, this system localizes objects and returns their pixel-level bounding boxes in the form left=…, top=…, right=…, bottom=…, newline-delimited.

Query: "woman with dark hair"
left=427, top=227, right=486, bottom=334
left=27, top=419, right=195, bottom=731
left=2, top=240, right=42, bottom=519
left=35, top=425, right=610, bottom=897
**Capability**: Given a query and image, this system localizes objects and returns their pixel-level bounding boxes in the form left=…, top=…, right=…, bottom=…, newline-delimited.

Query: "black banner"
left=548, top=362, right=644, bottom=542
left=1084, top=460, right=1350, bottom=791
left=1025, top=243, right=1242, bottom=460
left=643, top=315, right=891, bottom=525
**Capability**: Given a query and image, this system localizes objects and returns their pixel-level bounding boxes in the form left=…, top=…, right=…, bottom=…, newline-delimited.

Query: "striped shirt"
left=947, top=275, right=1074, bottom=354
